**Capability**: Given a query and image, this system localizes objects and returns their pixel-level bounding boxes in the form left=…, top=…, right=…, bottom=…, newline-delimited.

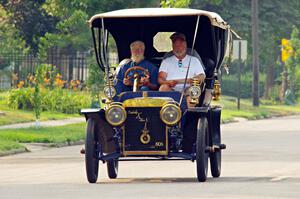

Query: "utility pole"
left=252, top=0, right=259, bottom=106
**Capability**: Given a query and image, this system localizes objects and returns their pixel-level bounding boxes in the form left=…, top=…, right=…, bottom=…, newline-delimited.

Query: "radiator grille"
left=123, top=107, right=167, bottom=155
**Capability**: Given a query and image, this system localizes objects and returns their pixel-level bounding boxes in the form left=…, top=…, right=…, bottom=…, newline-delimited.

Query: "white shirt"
left=159, top=54, right=205, bottom=91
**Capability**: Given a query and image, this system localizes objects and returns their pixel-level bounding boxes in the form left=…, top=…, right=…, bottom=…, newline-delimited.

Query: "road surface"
left=0, top=115, right=299, bottom=199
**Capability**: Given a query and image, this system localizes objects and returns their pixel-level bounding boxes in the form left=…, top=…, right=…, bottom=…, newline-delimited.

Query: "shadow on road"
left=97, top=176, right=300, bottom=184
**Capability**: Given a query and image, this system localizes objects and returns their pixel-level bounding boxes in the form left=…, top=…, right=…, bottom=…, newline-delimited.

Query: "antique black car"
left=81, top=8, right=232, bottom=183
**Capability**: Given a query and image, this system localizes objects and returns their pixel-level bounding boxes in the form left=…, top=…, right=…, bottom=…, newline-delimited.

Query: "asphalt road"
left=0, top=115, right=299, bottom=199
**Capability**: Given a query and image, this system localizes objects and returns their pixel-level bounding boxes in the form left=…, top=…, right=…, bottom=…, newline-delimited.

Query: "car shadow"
left=97, top=176, right=300, bottom=184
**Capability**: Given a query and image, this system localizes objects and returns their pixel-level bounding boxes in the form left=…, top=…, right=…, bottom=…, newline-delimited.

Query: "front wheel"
left=107, top=159, right=119, bottom=179
left=85, top=118, right=99, bottom=183
left=196, top=117, right=209, bottom=182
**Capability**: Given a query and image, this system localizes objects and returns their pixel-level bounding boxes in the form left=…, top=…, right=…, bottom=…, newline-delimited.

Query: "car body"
left=81, top=8, right=231, bottom=183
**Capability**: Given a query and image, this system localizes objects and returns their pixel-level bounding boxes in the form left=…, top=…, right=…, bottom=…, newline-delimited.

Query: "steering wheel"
left=124, top=66, right=150, bottom=86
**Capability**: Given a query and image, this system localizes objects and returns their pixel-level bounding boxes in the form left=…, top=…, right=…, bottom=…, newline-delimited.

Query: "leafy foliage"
left=8, top=64, right=91, bottom=114
left=160, top=0, right=191, bottom=8
left=221, top=73, right=265, bottom=98
left=8, top=87, right=91, bottom=114
left=285, top=26, right=300, bottom=98
left=1, top=0, right=58, bottom=54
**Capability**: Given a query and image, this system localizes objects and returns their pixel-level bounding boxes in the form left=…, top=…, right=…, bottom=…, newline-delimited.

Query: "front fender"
left=182, top=107, right=209, bottom=153
left=81, top=108, right=116, bottom=153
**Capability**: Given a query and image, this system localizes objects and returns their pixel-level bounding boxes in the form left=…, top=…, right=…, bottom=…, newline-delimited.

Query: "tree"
left=285, top=26, right=300, bottom=97
left=1, top=0, right=58, bottom=54
left=0, top=4, right=29, bottom=73
left=160, top=0, right=191, bottom=7
left=190, top=0, right=300, bottom=102
left=259, top=0, right=300, bottom=99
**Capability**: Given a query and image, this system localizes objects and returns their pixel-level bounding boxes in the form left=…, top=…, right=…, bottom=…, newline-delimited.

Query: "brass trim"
left=142, top=91, right=148, bottom=98
left=160, top=104, right=182, bottom=126
left=212, top=79, right=221, bottom=101
left=105, top=104, right=127, bottom=126
left=122, top=124, right=169, bottom=156
left=103, top=86, right=116, bottom=99
left=140, top=119, right=151, bottom=144
left=140, top=133, right=151, bottom=144
left=123, top=98, right=170, bottom=107
left=123, top=151, right=168, bottom=156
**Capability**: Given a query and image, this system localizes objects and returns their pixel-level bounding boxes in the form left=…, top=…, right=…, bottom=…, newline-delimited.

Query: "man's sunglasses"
left=178, top=59, right=183, bottom=68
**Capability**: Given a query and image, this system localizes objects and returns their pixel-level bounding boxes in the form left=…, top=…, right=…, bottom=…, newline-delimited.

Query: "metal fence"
left=0, top=50, right=119, bottom=90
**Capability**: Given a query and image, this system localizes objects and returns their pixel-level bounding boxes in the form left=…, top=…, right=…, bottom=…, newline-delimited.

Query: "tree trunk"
left=280, top=67, right=288, bottom=102
left=263, top=63, right=273, bottom=99
left=252, top=0, right=260, bottom=106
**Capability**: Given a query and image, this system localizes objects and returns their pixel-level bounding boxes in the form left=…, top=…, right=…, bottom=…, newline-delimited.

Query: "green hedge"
left=221, top=73, right=265, bottom=98
left=8, top=88, right=91, bottom=114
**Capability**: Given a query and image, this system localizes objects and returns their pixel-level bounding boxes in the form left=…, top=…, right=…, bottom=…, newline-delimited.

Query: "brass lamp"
left=212, top=79, right=221, bottom=101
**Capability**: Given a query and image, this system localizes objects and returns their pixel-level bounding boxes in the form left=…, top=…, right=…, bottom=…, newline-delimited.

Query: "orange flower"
left=54, top=78, right=65, bottom=88
left=17, top=81, right=24, bottom=88
left=44, top=78, right=50, bottom=84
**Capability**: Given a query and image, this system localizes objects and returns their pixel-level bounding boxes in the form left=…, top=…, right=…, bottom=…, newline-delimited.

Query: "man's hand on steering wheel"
left=123, top=66, right=150, bottom=87
left=140, top=75, right=150, bottom=86
left=123, top=77, right=131, bottom=86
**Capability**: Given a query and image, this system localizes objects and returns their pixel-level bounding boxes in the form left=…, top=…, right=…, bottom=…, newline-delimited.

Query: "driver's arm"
left=143, top=79, right=158, bottom=90
left=145, top=66, right=159, bottom=90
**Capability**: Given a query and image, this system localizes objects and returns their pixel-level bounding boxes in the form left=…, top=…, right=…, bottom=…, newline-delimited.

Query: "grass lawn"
left=0, top=91, right=81, bottom=126
left=1, top=94, right=300, bottom=155
left=215, top=96, right=300, bottom=122
left=0, top=122, right=86, bottom=154
left=0, top=139, right=25, bottom=154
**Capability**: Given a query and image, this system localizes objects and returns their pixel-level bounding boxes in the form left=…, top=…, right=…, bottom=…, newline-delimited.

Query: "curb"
left=0, top=147, right=28, bottom=157
left=0, top=140, right=85, bottom=157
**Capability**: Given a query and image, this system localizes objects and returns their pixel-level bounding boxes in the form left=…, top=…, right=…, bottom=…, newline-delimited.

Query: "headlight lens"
left=160, top=103, right=181, bottom=125
left=105, top=104, right=126, bottom=126
left=103, top=86, right=116, bottom=99
left=189, top=86, right=201, bottom=99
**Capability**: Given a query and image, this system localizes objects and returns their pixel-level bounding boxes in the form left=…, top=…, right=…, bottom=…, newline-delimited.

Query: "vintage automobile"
left=81, top=8, right=233, bottom=183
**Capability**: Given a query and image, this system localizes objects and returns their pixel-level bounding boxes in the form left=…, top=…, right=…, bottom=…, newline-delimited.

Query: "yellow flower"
left=27, top=74, right=35, bottom=82
left=56, top=73, right=62, bottom=79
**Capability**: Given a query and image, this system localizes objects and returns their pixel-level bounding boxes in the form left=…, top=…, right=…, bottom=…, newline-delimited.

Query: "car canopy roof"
left=89, top=8, right=229, bottom=29
left=89, top=8, right=231, bottom=73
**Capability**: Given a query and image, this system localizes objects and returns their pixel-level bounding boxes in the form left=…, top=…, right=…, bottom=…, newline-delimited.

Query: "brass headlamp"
left=160, top=102, right=181, bottom=126
left=105, top=102, right=127, bottom=126
left=188, top=78, right=202, bottom=104
left=103, top=71, right=116, bottom=100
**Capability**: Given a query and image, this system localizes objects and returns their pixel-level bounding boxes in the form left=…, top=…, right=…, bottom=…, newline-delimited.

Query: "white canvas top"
left=89, top=8, right=229, bottom=29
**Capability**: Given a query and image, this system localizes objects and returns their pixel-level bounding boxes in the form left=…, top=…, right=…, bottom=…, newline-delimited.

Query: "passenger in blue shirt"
left=114, top=40, right=158, bottom=95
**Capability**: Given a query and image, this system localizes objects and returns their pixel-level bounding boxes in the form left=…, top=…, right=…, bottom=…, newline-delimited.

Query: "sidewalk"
left=0, top=117, right=85, bottom=129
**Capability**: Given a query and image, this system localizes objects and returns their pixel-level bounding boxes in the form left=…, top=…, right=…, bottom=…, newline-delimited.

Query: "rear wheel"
left=210, top=150, right=221, bottom=177
left=107, top=159, right=119, bottom=179
left=196, top=117, right=209, bottom=182
left=85, top=118, right=99, bottom=183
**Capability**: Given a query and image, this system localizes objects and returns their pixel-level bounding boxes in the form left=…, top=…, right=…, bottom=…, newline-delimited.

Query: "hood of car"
left=123, top=97, right=174, bottom=108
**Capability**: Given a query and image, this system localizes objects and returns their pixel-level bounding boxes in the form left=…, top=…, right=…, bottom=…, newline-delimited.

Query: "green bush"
left=8, top=87, right=91, bottom=114
left=221, top=73, right=265, bottom=98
